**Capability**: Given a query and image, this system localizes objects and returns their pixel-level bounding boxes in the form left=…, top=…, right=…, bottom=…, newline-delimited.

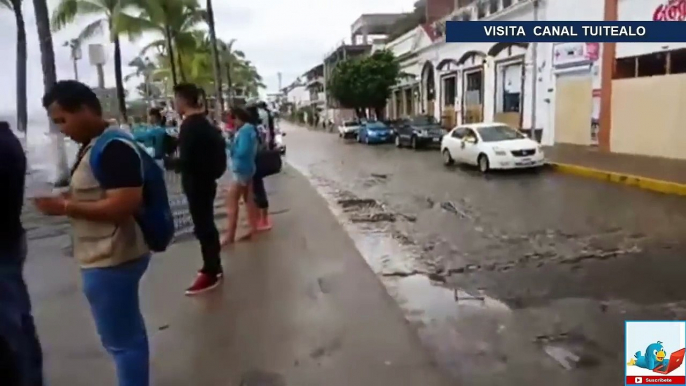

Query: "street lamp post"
left=64, top=39, right=81, bottom=80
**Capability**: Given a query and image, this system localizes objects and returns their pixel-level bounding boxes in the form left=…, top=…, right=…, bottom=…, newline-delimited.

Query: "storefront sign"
left=653, top=0, right=686, bottom=21
left=552, top=43, right=599, bottom=69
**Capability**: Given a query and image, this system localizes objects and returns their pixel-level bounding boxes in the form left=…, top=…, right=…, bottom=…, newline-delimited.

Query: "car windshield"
left=410, top=116, right=438, bottom=126
left=343, top=121, right=359, bottom=127
left=477, top=125, right=525, bottom=142
left=367, top=123, right=387, bottom=130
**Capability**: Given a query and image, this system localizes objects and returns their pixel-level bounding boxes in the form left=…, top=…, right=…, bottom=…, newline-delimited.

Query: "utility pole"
left=277, top=72, right=282, bottom=91
left=64, top=39, right=81, bottom=80
left=530, top=0, right=539, bottom=141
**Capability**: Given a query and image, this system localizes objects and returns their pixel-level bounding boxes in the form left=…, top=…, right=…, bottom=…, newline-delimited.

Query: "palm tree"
left=52, top=0, right=146, bottom=122
left=204, top=0, right=222, bottom=118
left=32, top=0, right=70, bottom=183
left=1, top=0, right=28, bottom=134
left=132, top=0, right=205, bottom=87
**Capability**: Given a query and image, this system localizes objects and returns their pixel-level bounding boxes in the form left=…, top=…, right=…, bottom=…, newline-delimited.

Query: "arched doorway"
left=437, top=59, right=459, bottom=128
left=421, top=61, right=436, bottom=116
left=458, top=51, right=487, bottom=124
left=489, top=43, right=529, bottom=129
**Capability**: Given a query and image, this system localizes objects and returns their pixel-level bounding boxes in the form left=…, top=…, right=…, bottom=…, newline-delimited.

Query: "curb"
left=548, top=162, right=686, bottom=196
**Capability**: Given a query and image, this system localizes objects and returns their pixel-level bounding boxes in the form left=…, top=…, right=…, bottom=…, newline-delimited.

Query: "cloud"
left=0, top=0, right=414, bottom=126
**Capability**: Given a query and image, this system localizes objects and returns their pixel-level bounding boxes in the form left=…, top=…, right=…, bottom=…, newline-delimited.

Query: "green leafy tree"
left=52, top=0, right=149, bottom=122
left=131, top=0, right=205, bottom=86
left=1, top=0, right=27, bottom=133
left=328, top=50, right=401, bottom=119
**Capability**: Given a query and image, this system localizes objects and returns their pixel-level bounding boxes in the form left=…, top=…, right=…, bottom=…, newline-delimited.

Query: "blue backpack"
left=89, top=129, right=175, bottom=252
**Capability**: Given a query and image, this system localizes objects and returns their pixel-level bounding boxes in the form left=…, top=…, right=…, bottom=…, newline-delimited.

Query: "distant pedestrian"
left=222, top=106, right=259, bottom=245
left=35, top=80, right=151, bottom=386
left=0, top=120, right=44, bottom=386
left=173, top=83, right=227, bottom=295
left=253, top=102, right=275, bottom=231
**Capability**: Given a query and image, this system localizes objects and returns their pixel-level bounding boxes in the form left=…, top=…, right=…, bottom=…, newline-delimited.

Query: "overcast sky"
left=0, top=0, right=415, bottom=125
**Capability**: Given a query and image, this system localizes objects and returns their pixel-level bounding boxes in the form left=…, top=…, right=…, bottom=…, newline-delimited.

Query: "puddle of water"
left=391, top=275, right=510, bottom=324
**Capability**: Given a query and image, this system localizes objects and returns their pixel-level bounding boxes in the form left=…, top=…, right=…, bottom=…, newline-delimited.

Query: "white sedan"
left=338, top=120, right=361, bottom=139
left=441, top=123, right=545, bottom=173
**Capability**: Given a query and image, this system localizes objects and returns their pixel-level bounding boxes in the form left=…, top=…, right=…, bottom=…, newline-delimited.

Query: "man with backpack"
left=34, top=80, right=173, bottom=386
left=173, top=83, right=226, bottom=295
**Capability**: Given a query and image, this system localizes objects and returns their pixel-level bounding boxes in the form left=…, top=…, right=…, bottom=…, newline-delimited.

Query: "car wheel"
left=357, top=134, right=361, bottom=143
left=411, top=136, right=418, bottom=150
left=478, top=154, right=490, bottom=173
left=395, top=135, right=402, bottom=148
left=442, top=149, right=454, bottom=166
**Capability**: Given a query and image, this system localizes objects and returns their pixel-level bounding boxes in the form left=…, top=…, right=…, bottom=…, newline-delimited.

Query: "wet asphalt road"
left=280, top=121, right=686, bottom=385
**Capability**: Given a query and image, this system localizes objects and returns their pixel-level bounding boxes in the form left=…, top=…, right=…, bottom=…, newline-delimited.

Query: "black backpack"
left=210, top=126, right=227, bottom=180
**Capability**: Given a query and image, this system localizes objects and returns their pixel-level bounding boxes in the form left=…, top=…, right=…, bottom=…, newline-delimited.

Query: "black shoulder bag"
left=254, top=125, right=282, bottom=179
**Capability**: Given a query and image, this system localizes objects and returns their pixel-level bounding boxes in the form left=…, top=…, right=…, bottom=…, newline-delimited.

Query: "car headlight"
left=493, top=147, right=507, bottom=156
left=417, top=129, right=428, bottom=136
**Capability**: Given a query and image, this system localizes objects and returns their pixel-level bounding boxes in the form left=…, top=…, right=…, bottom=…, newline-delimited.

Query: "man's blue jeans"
left=0, top=236, right=44, bottom=386
left=81, top=255, right=150, bottom=386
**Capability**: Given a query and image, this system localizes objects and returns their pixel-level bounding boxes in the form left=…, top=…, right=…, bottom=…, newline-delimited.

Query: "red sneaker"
left=257, top=217, right=272, bottom=232
left=185, top=273, right=222, bottom=296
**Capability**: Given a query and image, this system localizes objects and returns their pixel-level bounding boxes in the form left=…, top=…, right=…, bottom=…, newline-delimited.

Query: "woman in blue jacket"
left=222, top=106, right=259, bottom=245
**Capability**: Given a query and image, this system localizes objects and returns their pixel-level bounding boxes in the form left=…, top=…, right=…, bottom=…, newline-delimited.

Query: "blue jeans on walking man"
left=82, top=255, right=151, bottom=386
left=0, top=236, right=44, bottom=386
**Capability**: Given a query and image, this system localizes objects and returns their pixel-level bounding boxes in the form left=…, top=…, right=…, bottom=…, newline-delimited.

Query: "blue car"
left=357, top=121, right=393, bottom=144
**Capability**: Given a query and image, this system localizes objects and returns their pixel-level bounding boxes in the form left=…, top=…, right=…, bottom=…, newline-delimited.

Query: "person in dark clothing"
left=254, top=102, right=274, bottom=231
left=174, top=83, right=224, bottom=295
left=0, top=121, right=44, bottom=386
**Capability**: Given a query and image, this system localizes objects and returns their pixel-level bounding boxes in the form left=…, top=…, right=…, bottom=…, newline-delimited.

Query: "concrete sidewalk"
left=546, top=144, right=686, bottom=196
left=29, top=167, right=452, bottom=386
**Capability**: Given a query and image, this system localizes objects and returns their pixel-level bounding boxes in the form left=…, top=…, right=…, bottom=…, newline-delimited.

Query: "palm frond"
left=115, top=12, right=157, bottom=41
left=0, top=0, right=14, bottom=11
left=52, top=0, right=105, bottom=31
left=77, top=18, right=106, bottom=42
left=139, top=39, right=166, bottom=56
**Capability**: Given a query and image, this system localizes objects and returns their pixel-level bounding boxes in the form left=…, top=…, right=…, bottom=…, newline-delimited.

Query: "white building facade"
left=384, top=0, right=686, bottom=155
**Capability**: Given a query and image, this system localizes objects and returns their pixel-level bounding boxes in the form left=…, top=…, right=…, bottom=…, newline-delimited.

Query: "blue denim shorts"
left=232, top=172, right=252, bottom=186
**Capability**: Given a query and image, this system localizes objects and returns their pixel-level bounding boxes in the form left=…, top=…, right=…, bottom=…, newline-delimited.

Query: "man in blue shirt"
left=0, top=121, right=44, bottom=385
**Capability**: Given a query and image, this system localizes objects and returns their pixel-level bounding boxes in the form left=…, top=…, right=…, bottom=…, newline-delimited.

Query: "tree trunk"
left=165, top=26, right=178, bottom=87
left=113, top=36, right=127, bottom=122
left=205, top=0, right=224, bottom=120
left=175, top=40, right=186, bottom=82
left=32, top=0, right=69, bottom=185
left=13, top=2, right=27, bottom=134
left=225, top=63, right=233, bottom=103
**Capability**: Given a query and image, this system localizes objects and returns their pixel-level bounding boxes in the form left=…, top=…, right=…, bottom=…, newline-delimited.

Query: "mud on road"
left=282, top=122, right=686, bottom=385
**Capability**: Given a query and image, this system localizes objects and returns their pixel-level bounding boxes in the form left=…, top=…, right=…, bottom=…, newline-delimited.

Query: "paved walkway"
left=29, top=167, right=452, bottom=386
left=545, top=144, right=686, bottom=184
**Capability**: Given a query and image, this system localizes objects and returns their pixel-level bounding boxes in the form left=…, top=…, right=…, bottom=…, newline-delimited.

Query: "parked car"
left=338, top=120, right=361, bottom=139
left=274, top=131, right=286, bottom=155
left=394, top=116, right=445, bottom=149
left=357, top=121, right=393, bottom=144
left=384, top=119, right=402, bottom=138
left=441, top=123, right=545, bottom=173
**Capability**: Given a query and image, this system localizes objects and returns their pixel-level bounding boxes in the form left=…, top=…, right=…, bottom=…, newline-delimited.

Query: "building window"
left=477, top=1, right=487, bottom=18
left=503, top=0, right=512, bottom=7
left=496, top=62, right=522, bottom=113
left=465, top=71, right=483, bottom=105
left=489, top=0, right=499, bottom=14
left=670, top=48, right=686, bottom=74
left=612, top=50, right=686, bottom=79
left=442, top=76, right=457, bottom=107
